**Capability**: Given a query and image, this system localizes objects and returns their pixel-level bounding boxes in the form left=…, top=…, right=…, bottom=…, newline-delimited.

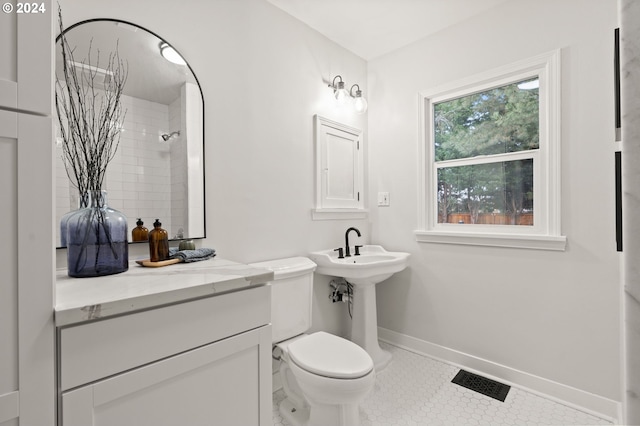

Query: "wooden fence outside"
left=439, top=213, right=534, bottom=226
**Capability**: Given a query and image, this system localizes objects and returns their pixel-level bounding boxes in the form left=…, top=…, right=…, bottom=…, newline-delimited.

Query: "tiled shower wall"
left=55, top=92, right=181, bottom=245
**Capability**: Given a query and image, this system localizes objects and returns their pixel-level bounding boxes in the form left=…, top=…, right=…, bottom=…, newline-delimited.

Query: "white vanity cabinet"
left=62, top=326, right=270, bottom=426
left=55, top=261, right=274, bottom=426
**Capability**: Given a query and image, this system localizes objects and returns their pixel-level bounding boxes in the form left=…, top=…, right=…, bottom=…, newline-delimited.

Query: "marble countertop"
left=55, top=258, right=274, bottom=327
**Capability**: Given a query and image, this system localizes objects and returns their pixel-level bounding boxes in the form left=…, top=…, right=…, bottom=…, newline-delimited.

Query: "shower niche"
left=55, top=19, right=205, bottom=247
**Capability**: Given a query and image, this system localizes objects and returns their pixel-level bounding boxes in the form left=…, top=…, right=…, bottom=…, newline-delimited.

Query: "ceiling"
left=266, top=0, right=512, bottom=60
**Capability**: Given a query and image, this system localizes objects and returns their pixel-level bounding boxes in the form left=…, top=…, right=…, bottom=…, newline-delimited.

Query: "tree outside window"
left=434, top=78, right=538, bottom=227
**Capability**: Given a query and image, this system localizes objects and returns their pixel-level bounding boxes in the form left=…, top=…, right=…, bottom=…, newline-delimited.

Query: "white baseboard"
left=378, top=327, right=621, bottom=423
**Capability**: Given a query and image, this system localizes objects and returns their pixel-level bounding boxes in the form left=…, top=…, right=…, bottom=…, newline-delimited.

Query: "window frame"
left=415, top=50, right=566, bottom=251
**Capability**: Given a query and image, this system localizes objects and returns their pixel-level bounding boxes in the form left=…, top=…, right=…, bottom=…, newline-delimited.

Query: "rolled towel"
left=169, top=247, right=216, bottom=263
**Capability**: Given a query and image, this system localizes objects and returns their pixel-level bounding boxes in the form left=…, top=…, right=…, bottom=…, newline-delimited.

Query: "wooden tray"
left=135, top=258, right=182, bottom=268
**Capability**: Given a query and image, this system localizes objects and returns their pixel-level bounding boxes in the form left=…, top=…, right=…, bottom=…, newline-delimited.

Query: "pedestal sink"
left=309, top=245, right=410, bottom=371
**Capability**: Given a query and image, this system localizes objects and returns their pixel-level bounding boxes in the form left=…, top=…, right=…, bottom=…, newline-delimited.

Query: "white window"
left=415, top=51, right=566, bottom=250
left=313, top=115, right=366, bottom=220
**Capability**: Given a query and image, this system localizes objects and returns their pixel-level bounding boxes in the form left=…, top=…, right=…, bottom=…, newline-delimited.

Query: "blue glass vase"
left=60, top=192, right=90, bottom=247
left=66, top=190, right=129, bottom=277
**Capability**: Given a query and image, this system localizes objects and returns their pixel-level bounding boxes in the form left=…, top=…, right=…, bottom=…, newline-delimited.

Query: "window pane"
left=437, top=159, right=533, bottom=226
left=434, top=78, right=539, bottom=161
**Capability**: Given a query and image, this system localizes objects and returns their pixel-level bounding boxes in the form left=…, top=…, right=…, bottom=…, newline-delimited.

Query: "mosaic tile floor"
left=272, top=342, right=612, bottom=426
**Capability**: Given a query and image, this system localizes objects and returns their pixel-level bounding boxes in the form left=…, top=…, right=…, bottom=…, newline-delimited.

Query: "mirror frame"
left=55, top=18, right=206, bottom=248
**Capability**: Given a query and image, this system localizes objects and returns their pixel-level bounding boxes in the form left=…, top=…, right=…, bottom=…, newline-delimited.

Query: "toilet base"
left=280, top=398, right=310, bottom=426
left=371, top=346, right=393, bottom=371
left=280, top=396, right=364, bottom=426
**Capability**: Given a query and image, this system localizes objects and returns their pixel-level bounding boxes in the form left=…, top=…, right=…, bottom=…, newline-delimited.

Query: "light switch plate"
left=378, top=192, right=390, bottom=206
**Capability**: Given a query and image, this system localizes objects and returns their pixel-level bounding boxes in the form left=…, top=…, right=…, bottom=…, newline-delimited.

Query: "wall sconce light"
left=350, top=84, right=368, bottom=113
left=330, top=75, right=349, bottom=102
left=159, top=42, right=186, bottom=66
left=328, top=75, right=368, bottom=114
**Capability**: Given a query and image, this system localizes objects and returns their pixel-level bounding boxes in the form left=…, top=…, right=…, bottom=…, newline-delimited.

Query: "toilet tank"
left=249, top=257, right=316, bottom=343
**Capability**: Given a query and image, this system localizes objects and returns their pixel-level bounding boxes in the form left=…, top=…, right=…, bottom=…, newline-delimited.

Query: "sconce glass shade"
left=334, top=81, right=349, bottom=102
left=331, top=75, right=349, bottom=102
left=159, top=42, right=186, bottom=66
left=351, top=84, right=368, bottom=113
left=354, top=95, right=368, bottom=113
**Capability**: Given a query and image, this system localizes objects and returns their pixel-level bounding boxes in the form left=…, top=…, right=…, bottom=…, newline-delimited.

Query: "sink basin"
left=309, top=245, right=409, bottom=285
left=310, top=244, right=410, bottom=372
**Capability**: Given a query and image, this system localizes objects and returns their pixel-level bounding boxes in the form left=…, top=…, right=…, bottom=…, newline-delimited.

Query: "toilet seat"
left=287, top=331, right=374, bottom=379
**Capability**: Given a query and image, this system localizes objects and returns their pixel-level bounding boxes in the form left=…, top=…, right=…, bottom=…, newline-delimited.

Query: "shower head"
left=161, top=131, right=180, bottom=141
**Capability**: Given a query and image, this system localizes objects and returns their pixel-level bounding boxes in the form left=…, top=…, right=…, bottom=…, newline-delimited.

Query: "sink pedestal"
left=349, top=278, right=392, bottom=372
left=308, top=245, right=410, bottom=373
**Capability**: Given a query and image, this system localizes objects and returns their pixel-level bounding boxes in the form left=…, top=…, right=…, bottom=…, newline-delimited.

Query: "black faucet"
left=344, top=227, right=361, bottom=257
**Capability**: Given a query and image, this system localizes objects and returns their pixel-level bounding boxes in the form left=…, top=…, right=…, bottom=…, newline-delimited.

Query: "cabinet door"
left=0, top=113, right=54, bottom=426
left=315, top=115, right=364, bottom=210
left=0, top=120, right=18, bottom=426
left=0, top=1, right=53, bottom=114
left=62, top=325, right=272, bottom=426
left=0, top=11, right=17, bottom=110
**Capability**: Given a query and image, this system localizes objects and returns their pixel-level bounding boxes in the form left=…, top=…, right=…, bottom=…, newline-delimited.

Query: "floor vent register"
left=451, top=370, right=511, bottom=402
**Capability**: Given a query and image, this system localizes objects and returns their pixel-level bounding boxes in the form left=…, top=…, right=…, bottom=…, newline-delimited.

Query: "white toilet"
left=250, top=257, right=375, bottom=426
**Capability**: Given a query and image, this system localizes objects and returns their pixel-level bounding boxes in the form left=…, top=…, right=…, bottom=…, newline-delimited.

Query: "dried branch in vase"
left=55, top=5, right=128, bottom=194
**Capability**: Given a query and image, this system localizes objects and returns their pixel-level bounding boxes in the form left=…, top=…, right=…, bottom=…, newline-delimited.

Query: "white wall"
left=368, top=0, right=621, bottom=408
left=57, top=0, right=368, bottom=337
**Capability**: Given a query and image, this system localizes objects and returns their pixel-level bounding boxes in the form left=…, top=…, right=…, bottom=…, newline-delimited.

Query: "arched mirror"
left=55, top=19, right=205, bottom=248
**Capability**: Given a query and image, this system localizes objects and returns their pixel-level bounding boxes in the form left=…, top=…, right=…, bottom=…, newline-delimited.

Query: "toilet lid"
left=288, top=331, right=374, bottom=379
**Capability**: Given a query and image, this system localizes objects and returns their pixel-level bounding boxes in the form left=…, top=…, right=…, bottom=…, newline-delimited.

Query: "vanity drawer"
left=59, top=285, right=270, bottom=391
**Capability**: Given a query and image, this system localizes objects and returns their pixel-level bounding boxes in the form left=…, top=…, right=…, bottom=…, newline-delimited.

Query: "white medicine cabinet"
left=313, top=115, right=367, bottom=220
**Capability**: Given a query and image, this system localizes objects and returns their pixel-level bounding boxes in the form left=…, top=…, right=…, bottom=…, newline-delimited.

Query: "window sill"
left=312, top=208, right=368, bottom=221
left=414, top=230, right=567, bottom=251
